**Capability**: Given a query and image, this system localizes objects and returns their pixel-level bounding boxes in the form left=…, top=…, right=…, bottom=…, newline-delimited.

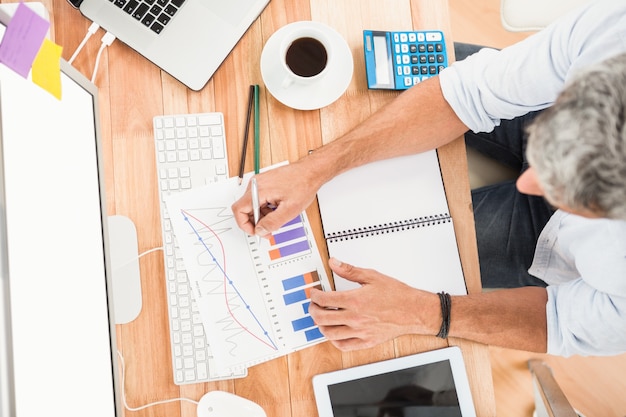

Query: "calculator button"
left=420, top=55, right=427, bottom=64
left=394, top=33, right=400, bottom=42
left=426, top=32, right=442, bottom=42
left=417, top=33, right=425, bottom=42
left=408, top=33, right=417, bottom=42
left=400, top=33, right=408, bottom=42
left=403, top=66, right=411, bottom=75
left=413, top=77, right=421, bottom=85
left=436, top=44, right=444, bottom=52
left=428, top=55, right=435, bottom=63
left=401, top=44, right=409, bottom=53
left=437, top=55, right=445, bottom=63
left=412, top=67, right=420, bottom=75
left=411, top=55, right=418, bottom=64
left=427, top=44, right=435, bottom=53
left=409, top=44, right=417, bottom=53
left=429, top=66, right=437, bottom=75
left=402, top=55, right=410, bottom=64
left=404, top=77, right=412, bottom=87
left=418, top=44, right=426, bottom=53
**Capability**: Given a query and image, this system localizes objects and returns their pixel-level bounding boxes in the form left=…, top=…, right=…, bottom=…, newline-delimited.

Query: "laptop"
left=0, top=9, right=121, bottom=416
left=70, top=0, right=270, bottom=90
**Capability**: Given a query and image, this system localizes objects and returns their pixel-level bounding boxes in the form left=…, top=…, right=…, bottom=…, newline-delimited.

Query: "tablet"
left=312, top=346, right=476, bottom=417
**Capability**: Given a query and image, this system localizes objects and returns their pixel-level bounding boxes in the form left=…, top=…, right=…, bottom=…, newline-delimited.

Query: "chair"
left=500, top=0, right=595, bottom=32
left=528, top=359, right=584, bottom=417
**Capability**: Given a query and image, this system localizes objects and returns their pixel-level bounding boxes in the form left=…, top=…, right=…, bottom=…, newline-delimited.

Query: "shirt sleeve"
left=438, top=0, right=626, bottom=133
left=546, top=281, right=626, bottom=357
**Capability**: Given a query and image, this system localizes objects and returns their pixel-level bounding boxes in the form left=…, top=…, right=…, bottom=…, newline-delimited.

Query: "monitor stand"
left=107, top=215, right=143, bottom=324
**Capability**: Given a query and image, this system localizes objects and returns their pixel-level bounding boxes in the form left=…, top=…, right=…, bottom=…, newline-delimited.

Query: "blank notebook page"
left=317, top=151, right=467, bottom=295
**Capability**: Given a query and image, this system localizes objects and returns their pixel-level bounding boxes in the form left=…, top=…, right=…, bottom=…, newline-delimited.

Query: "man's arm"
left=231, top=76, right=469, bottom=236
left=309, top=258, right=548, bottom=352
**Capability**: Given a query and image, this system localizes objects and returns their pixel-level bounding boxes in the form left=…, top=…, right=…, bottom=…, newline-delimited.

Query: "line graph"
left=180, top=208, right=277, bottom=351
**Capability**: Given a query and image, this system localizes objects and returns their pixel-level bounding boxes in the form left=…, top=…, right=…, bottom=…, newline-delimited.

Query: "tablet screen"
left=313, top=346, right=476, bottom=417
left=328, top=360, right=461, bottom=417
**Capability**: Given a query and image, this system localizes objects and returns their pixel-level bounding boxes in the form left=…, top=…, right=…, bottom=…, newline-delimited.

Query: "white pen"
left=251, top=177, right=261, bottom=245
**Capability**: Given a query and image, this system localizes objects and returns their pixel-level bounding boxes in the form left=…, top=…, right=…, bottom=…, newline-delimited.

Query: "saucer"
left=260, top=21, right=354, bottom=111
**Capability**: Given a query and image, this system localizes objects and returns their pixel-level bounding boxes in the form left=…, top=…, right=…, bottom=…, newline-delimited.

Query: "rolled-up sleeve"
left=438, top=0, right=626, bottom=133
left=546, top=281, right=626, bottom=357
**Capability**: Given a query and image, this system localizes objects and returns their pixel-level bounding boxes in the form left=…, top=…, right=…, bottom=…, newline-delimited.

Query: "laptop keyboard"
left=109, top=0, right=186, bottom=34
left=153, top=113, right=247, bottom=384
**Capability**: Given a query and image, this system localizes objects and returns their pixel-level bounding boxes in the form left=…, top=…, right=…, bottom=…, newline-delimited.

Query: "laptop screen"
left=0, top=9, right=120, bottom=417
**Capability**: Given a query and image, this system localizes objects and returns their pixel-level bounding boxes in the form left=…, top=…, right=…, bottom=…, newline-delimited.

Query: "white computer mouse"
left=196, top=390, right=267, bottom=417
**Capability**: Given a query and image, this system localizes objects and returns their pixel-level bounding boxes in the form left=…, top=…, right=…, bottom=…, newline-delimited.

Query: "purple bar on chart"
left=269, top=239, right=310, bottom=260
left=279, top=240, right=309, bottom=256
left=271, top=226, right=306, bottom=245
left=283, top=216, right=302, bottom=227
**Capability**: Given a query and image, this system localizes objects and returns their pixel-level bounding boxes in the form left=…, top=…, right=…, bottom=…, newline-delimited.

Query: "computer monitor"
left=0, top=9, right=121, bottom=417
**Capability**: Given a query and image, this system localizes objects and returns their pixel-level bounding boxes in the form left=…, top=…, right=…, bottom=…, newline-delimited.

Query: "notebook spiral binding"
left=326, top=213, right=452, bottom=242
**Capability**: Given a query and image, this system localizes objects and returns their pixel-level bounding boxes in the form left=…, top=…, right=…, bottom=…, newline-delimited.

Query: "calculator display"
left=363, top=30, right=448, bottom=90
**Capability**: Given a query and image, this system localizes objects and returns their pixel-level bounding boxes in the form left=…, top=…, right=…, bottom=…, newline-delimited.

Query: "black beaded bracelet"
left=436, top=292, right=451, bottom=339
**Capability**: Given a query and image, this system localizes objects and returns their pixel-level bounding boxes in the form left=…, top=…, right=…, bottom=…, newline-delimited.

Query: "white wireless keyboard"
left=153, top=112, right=247, bottom=384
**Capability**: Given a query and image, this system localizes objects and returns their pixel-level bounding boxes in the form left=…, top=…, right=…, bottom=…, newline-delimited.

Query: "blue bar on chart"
left=292, top=315, right=315, bottom=331
left=281, top=271, right=325, bottom=342
left=304, top=327, right=323, bottom=341
left=283, top=285, right=320, bottom=305
left=282, top=271, right=319, bottom=291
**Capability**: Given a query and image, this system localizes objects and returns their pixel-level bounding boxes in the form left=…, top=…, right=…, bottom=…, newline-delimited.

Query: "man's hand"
left=309, top=258, right=440, bottom=351
left=231, top=159, right=323, bottom=237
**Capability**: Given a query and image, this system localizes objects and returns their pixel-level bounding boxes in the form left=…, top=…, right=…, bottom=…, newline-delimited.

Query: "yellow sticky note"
left=32, top=38, right=63, bottom=100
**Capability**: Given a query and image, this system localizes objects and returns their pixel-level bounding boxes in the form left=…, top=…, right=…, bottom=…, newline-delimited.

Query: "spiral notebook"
left=316, top=151, right=467, bottom=295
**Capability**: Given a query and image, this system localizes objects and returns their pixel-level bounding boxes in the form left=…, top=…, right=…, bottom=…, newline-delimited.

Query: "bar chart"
left=268, top=215, right=312, bottom=262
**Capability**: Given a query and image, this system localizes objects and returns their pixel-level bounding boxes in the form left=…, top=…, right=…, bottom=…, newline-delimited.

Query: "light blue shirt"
left=529, top=212, right=626, bottom=356
left=439, top=0, right=626, bottom=356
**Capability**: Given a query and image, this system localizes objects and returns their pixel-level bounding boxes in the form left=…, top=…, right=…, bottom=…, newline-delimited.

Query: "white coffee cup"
left=279, top=24, right=333, bottom=89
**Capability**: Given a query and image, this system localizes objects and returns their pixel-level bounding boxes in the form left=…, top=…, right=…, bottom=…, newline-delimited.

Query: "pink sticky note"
left=0, top=2, right=50, bottom=78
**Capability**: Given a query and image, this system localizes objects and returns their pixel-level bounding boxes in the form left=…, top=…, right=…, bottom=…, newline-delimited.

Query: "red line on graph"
left=181, top=209, right=275, bottom=350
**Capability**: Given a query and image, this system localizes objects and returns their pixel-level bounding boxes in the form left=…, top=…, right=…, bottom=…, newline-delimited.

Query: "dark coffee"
left=285, top=37, right=328, bottom=78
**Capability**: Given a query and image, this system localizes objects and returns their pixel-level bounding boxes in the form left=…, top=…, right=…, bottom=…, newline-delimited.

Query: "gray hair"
left=526, top=52, right=626, bottom=220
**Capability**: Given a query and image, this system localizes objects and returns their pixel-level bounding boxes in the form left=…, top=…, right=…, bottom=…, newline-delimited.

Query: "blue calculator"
left=363, top=30, right=448, bottom=90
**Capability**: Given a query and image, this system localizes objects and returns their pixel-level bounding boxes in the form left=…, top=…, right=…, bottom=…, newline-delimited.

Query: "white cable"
left=114, top=257, right=199, bottom=413
left=91, top=31, right=117, bottom=84
left=68, top=22, right=100, bottom=65
left=113, top=246, right=164, bottom=272
left=116, top=350, right=199, bottom=412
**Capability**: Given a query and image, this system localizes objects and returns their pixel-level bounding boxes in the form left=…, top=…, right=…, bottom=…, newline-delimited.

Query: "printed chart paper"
left=166, top=174, right=331, bottom=372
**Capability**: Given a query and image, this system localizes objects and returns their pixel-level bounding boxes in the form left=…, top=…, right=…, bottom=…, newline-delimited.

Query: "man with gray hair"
left=526, top=56, right=626, bottom=221
left=232, top=0, right=626, bottom=357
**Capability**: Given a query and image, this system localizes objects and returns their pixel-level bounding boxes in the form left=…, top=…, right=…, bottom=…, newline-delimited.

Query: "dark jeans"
left=453, top=42, right=554, bottom=288
left=467, top=114, right=555, bottom=288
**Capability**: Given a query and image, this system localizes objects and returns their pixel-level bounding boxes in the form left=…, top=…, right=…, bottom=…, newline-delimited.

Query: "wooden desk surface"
left=4, top=0, right=495, bottom=415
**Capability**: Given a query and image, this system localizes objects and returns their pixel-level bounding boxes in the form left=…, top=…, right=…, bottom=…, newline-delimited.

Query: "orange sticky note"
left=32, top=38, right=63, bottom=100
